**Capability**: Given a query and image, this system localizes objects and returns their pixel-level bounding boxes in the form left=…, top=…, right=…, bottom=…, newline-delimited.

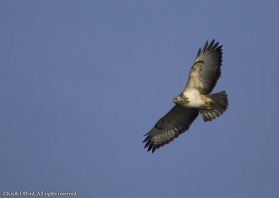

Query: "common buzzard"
left=143, top=40, right=228, bottom=152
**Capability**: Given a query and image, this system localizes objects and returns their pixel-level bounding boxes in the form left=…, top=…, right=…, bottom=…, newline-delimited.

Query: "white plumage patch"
left=183, top=89, right=206, bottom=108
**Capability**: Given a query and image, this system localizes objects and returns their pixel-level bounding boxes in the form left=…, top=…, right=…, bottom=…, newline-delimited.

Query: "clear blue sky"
left=1, top=1, right=278, bottom=197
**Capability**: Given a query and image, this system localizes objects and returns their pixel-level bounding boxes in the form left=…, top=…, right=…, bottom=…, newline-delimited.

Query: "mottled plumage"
left=143, top=40, right=228, bottom=153
left=143, top=105, right=199, bottom=152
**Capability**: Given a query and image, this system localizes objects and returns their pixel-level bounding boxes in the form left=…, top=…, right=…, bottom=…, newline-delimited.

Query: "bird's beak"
left=172, top=98, right=177, bottom=103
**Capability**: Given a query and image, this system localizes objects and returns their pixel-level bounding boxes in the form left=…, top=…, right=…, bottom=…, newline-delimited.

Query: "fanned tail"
left=199, top=91, right=228, bottom=122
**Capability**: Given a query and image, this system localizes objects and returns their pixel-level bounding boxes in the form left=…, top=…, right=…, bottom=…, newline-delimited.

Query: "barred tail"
left=199, top=91, right=228, bottom=122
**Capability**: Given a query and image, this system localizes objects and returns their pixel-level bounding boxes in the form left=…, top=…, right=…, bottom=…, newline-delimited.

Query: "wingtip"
left=142, top=136, right=149, bottom=143
left=144, top=139, right=150, bottom=147
left=142, top=134, right=158, bottom=153
left=144, top=131, right=151, bottom=136
left=198, top=39, right=222, bottom=55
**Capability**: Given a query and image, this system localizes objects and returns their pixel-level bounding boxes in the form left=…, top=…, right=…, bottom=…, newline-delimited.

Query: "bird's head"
left=172, top=95, right=183, bottom=104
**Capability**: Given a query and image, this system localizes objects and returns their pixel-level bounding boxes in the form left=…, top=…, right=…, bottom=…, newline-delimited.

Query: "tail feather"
left=199, top=91, right=228, bottom=122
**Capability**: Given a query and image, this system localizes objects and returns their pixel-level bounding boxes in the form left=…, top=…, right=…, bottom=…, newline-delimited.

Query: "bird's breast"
left=183, top=90, right=207, bottom=108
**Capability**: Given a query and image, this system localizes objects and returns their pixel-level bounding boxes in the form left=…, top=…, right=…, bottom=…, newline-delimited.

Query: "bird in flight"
left=143, top=39, right=228, bottom=153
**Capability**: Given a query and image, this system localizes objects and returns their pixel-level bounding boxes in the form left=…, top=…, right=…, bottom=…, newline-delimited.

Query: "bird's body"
left=181, top=90, right=211, bottom=108
left=143, top=39, right=228, bottom=153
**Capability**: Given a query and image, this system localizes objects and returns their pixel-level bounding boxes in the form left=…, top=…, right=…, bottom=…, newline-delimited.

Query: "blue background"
left=1, top=1, right=278, bottom=197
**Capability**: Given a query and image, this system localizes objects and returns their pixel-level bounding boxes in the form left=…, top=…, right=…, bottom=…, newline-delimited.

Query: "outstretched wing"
left=184, top=39, right=222, bottom=95
left=143, top=105, right=199, bottom=152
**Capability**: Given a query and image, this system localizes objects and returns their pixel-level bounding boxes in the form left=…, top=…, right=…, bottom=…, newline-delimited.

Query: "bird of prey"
left=143, top=39, right=228, bottom=153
